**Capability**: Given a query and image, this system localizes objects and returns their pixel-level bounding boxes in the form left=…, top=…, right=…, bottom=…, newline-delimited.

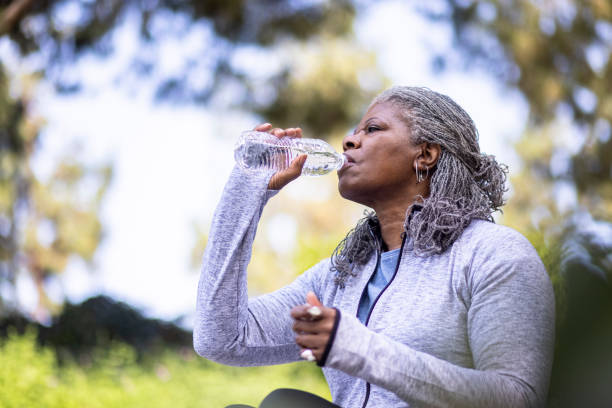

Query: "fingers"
left=300, top=348, right=317, bottom=362
left=293, top=318, right=320, bottom=333
left=267, top=154, right=306, bottom=190
left=258, top=124, right=305, bottom=190
left=253, top=124, right=302, bottom=139
left=254, top=123, right=272, bottom=132
left=295, top=333, right=327, bottom=351
left=291, top=295, right=336, bottom=364
left=288, top=154, right=307, bottom=174
left=306, top=291, right=323, bottom=307
left=285, top=127, right=303, bottom=139
left=271, top=128, right=284, bottom=138
left=271, top=128, right=302, bottom=139
left=292, top=317, right=334, bottom=335
left=307, top=305, right=322, bottom=317
left=291, top=304, right=325, bottom=321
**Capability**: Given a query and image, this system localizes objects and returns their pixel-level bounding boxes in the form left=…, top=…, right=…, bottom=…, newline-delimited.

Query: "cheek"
left=380, top=160, right=413, bottom=182
left=371, top=146, right=413, bottom=182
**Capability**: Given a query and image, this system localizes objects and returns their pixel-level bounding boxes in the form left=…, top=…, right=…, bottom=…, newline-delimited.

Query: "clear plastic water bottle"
left=234, top=131, right=346, bottom=176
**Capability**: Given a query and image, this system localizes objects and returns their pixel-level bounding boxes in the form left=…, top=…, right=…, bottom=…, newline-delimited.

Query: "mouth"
left=338, top=153, right=356, bottom=175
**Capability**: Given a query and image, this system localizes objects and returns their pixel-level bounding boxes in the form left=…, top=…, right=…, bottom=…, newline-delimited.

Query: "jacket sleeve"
left=324, top=236, right=555, bottom=407
left=193, top=166, right=325, bottom=366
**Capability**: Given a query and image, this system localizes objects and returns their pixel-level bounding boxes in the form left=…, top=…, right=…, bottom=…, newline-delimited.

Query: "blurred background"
left=0, top=0, right=610, bottom=406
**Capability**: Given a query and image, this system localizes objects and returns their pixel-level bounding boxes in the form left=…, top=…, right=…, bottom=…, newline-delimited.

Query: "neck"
left=369, top=179, right=429, bottom=250
left=374, top=205, right=407, bottom=251
left=372, top=190, right=426, bottom=250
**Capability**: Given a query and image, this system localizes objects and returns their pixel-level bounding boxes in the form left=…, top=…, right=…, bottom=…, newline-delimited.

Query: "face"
left=338, top=101, right=421, bottom=206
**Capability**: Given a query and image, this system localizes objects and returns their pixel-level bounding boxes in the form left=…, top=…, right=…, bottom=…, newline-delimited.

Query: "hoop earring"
left=415, top=162, right=424, bottom=184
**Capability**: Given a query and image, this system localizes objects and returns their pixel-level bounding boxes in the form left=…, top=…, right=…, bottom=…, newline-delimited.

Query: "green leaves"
left=0, top=331, right=331, bottom=407
left=0, top=66, right=112, bottom=314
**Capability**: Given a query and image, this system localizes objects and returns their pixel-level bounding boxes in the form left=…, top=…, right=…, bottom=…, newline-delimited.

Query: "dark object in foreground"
left=548, top=264, right=612, bottom=408
left=226, top=388, right=340, bottom=408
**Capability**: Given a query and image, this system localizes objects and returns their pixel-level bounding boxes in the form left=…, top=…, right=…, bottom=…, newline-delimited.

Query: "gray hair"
left=331, top=86, right=508, bottom=286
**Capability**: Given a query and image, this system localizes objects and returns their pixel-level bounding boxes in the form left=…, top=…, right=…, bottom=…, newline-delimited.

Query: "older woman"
left=194, top=87, right=555, bottom=407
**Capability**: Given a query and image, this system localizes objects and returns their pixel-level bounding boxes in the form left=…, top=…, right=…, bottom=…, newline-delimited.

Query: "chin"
left=338, top=178, right=370, bottom=206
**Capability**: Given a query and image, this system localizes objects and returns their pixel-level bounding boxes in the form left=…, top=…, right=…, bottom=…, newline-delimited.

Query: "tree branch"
left=0, top=0, right=35, bottom=36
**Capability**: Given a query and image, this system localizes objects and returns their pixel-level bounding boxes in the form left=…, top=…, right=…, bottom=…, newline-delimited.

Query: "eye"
left=366, top=125, right=380, bottom=133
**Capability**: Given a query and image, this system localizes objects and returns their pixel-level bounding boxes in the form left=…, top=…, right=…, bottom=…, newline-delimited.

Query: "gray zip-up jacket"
left=194, top=166, right=555, bottom=407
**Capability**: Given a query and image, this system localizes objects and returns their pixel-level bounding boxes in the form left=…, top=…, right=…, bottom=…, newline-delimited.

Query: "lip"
left=344, top=152, right=356, bottom=163
left=338, top=153, right=356, bottom=175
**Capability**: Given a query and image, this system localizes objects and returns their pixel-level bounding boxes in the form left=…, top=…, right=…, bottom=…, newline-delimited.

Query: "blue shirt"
left=357, top=248, right=401, bottom=324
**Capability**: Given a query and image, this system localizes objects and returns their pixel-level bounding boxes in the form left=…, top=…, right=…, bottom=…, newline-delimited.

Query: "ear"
left=415, top=142, right=441, bottom=171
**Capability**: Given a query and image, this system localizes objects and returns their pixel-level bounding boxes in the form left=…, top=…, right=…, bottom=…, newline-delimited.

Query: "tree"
left=0, top=0, right=356, bottom=106
left=1, top=0, right=386, bottom=312
left=4, top=0, right=609, bottom=221
left=0, top=67, right=111, bottom=319
left=422, top=0, right=611, bottom=224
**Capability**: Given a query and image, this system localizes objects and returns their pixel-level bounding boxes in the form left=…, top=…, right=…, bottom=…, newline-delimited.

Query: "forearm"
left=194, top=166, right=327, bottom=366
left=326, top=313, right=545, bottom=408
left=193, top=165, right=277, bottom=362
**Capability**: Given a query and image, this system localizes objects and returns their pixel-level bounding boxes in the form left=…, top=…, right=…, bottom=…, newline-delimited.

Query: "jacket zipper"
left=359, top=234, right=407, bottom=408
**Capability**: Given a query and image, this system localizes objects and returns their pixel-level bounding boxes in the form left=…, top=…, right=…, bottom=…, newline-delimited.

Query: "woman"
left=194, top=87, right=555, bottom=407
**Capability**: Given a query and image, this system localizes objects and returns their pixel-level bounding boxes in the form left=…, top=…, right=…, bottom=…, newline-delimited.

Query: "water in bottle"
left=234, top=131, right=346, bottom=176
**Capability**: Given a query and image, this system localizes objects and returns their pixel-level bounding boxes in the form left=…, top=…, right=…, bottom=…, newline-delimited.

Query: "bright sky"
left=8, top=1, right=530, bottom=324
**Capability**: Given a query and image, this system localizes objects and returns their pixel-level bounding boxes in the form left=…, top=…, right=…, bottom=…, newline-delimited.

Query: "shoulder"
left=455, top=220, right=550, bottom=291
left=457, top=219, right=539, bottom=261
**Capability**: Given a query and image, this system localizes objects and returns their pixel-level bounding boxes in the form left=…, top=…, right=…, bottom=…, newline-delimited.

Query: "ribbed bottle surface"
left=234, top=131, right=345, bottom=176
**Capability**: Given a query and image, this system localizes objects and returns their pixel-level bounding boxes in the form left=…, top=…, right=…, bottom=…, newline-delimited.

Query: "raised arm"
left=194, top=125, right=314, bottom=366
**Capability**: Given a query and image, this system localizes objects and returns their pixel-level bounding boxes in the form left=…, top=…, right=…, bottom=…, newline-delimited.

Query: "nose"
left=342, top=131, right=361, bottom=152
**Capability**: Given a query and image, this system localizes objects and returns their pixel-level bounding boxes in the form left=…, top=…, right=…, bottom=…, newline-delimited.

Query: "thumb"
left=306, top=291, right=322, bottom=307
left=288, top=154, right=307, bottom=175
left=267, top=154, right=307, bottom=190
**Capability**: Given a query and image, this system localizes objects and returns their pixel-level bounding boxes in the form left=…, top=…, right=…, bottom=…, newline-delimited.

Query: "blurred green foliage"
left=0, top=296, right=331, bottom=406
left=0, top=0, right=383, bottom=315
left=0, top=330, right=330, bottom=407
left=0, top=67, right=112, bottom=317
left=252, top=39, right=385, bottom=137
left=0, top=0, right=358, bottom=108
left=430, top=0, right=612, bottom=225
left=427, top=0, right=611, bottom=126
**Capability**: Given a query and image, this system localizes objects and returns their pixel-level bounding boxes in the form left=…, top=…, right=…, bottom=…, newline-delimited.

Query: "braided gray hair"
left=331, top=86, right=508, bottom=286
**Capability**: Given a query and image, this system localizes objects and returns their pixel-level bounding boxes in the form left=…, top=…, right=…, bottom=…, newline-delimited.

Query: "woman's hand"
left=253, top=123, right=307, bottom=190
left=291, top=291, right=337, bottom=363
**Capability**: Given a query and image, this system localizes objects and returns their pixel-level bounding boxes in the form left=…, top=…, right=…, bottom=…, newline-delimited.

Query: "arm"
left=324, top=236, right=555, bottom=407
left=193, top=165, right=302, bottom=365
left=194, top=140, right=322, bottom=367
